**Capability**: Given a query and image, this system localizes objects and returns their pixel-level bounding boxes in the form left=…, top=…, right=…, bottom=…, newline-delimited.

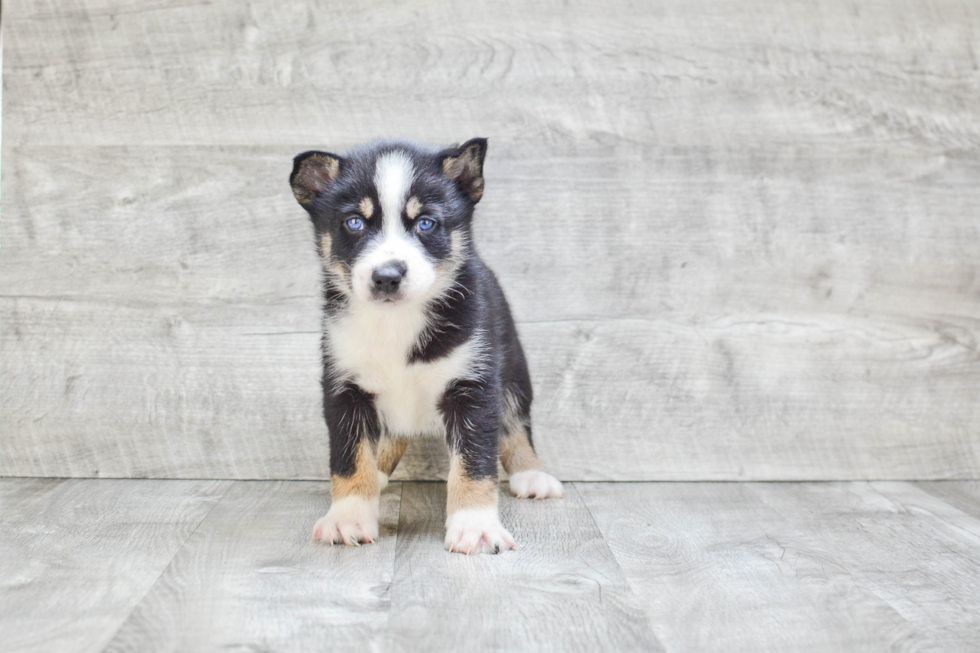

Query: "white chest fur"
left=325, top=303, right=480, bottom=437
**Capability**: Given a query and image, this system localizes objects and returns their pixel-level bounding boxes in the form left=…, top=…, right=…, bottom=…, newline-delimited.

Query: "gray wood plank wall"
left=3, top=0, right=979, bottom=480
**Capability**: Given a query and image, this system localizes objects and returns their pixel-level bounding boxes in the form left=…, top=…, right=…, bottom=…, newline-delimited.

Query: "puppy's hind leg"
left=500, top=388, right=563, bottom=500
left=376, top=436, right=408, bottom=491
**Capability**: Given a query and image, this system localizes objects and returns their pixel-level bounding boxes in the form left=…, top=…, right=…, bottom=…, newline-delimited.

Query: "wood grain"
left=0, top=478, right=230, bottom=653
left=914, top=481, right=980, bottom=521
left=3, top=295, right=977, bottom=480
left=2, top=296, right=327, bottom=479
left=5, top=0, right=979, bottom=149
left=3, top=479, right=980, bottom=652
left=5, top=144, right=979, bottom=320
left=103, top=481, right=403, bottom=652
left=384, top=481, right=661, bottom=652
left=749, top=482, right=980, bottom=652
left=4, top=0, right=980, bottom=480
left=577, top=481, right=923, bottom=652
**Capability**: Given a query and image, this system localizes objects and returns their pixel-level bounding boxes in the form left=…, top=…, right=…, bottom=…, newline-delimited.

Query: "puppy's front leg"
left=441, top=380, right=516, bottom=555
left=313, top=382, right=381, bottom=546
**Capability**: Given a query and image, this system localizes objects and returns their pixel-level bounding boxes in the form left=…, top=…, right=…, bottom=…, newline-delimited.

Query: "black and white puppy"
left=289, top=138, right=563, bottom=555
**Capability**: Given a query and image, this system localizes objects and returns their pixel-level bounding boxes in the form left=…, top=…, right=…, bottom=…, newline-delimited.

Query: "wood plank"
left=521, top=315, right=980, bottom=481
left=748, top=482, right=980, bottom=652
left=0, top=478, right=230, bottom=653
left=913, top=481, right=980, bottom=521
left=1, top=296, right=329, bottom=480
left=384, top=482, right=661, bottom=652
left=102, top=480, right=402, bottom=652
left=5, top=0, right=978, bottom=148
left=5, top=144, right=980, bottom=321
left=577, top=481, right=923, bottom=653
left=3, top=295, right=978, bottom=480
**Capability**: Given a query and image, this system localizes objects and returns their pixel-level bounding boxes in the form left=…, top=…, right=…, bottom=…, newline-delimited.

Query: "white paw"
left=377, top=470, right=389, bottom=492
left=508, top=470, right=564, bottom=499
left=445, top=508, right=517, bottom=555
left=312, top=495, right=379, bottom=546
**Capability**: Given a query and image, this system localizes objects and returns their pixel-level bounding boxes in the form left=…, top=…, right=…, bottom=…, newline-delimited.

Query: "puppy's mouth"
left=368, top=289, right=408, bottom=304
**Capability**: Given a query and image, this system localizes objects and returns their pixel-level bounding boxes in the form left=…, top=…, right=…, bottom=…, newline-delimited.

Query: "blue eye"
left=345, top=217, right=364, bottom=231
left=417, top=218, right=435, bottom=232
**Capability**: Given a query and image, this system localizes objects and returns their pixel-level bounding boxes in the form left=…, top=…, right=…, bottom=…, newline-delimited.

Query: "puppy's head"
left=290, top=139, right=486, bottom=306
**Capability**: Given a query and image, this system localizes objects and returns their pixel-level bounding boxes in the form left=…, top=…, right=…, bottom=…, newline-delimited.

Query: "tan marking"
left=328, top=261, right=349, bottom=281
left=441, top=143, right=485, bottom=202
left=322, top=157, right=340, bottom=179
left=459, top=176, right=483, bottom=203
left=499, top=430, right=543, bottom=475
left=377, top=437, right=409, bottom=476
left=447, top=454, right=498, bottom=513
left=436, top=230, right=468, bottom=276
left=292, top=154, right=340, bottom=205
left=318, top=232, right=352, bottom=294
left=449, top=230, right=466, bottom=260
left=499, top=389, right=542, bottom=474
left=359, top=196, right=374, bottom=219
left=331, top=439, right=379, bottom=501
left=442, top=156, right=461, bottom=178
left=405, top=196, right=423, bottom=219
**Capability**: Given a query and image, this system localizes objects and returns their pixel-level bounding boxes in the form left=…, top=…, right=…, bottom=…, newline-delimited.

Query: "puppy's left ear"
left=290, top=150, right=343, bottom=207
left=440, top=138, right=487, bottom=203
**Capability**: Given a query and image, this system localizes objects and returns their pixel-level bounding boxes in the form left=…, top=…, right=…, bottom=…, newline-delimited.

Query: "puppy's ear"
left=440, top=138, right=487, bottom=203
left=290, top=151, right=343, bottom=206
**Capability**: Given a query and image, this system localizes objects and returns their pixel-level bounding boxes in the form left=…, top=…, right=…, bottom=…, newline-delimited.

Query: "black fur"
left=322, top=380, right=379, bottom=477
left=291, top=139, right=533, bottom=485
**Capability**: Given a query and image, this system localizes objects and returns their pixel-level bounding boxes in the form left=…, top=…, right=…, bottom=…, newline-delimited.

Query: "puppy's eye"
left=417, top=218, right=435, bottom=232
left=345, top=217, right=364, bottom=232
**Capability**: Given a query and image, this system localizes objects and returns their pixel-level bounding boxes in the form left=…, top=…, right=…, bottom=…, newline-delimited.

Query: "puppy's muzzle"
left=371, top=260, right=408, bottom=299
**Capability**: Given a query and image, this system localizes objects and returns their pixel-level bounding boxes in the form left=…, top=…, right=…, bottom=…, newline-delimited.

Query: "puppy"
left=289, top=138, right=563, bottom=554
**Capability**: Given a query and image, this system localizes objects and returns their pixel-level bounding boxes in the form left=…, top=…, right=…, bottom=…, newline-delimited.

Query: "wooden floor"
left=1, top=479, right=979, bottom=652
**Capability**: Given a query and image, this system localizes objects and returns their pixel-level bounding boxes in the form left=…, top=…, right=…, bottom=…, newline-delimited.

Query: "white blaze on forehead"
left=350, top=150, right=434, bottom=304
left=374, top=151, right=414, bottom=233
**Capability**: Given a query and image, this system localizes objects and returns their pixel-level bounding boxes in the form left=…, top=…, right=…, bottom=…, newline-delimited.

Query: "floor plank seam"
left=4, top=479, right=980, bottom=651
left=569, top=482, right=662, bottom=645
left=747, top=482, right=947, bottom=644
left=93, top=480, right=236, bottom=652
left=377, top=482, right=403, bottom=646
left=876, top=482, right=980, bottom=544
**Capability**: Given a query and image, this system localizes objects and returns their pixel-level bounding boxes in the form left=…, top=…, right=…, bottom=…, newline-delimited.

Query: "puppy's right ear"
left=290, top=151, right=343, bottom=207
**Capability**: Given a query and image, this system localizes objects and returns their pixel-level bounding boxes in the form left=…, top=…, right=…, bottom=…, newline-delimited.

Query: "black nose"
left=372, top=260, right=407, bottom=295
